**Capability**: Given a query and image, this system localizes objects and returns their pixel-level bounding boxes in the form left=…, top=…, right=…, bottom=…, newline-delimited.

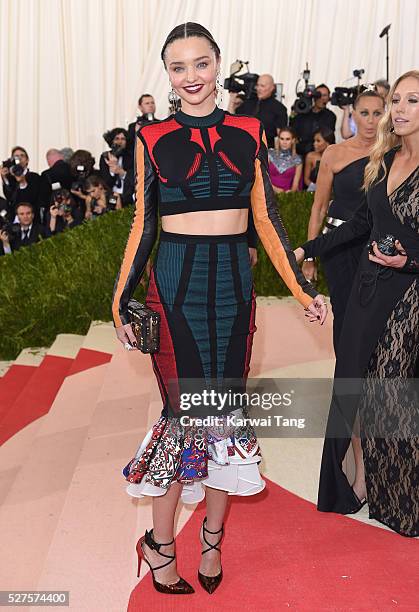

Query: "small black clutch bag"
left=127, top=298, right=160, bottom=354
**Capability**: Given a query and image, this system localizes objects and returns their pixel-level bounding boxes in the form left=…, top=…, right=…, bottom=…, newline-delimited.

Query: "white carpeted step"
left=35, top=340, right=196, bottom=610
left=0, top=336, right=85, bottom=501
left=0, top=325, right=115, bottom=591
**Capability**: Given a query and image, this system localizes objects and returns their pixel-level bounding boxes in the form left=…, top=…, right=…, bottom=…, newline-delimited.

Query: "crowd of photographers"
left=0, top=94, right=157, bottom=256
left=1, top=75, right=389, bottom=257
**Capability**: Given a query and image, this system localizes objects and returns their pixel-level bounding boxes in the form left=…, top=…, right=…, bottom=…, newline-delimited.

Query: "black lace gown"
left=303, top=148, right=419, bottom=537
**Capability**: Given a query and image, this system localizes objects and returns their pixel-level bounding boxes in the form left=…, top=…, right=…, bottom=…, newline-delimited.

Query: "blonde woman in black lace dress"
left=296, top=70, right=419, bottom=536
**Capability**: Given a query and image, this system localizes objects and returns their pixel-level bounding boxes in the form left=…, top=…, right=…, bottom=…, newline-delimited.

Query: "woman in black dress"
left=113, top=23, right=327, bottom=595
left=302, top=91, right=385, bottom=504
left=296, top=70, right=419, bottom=536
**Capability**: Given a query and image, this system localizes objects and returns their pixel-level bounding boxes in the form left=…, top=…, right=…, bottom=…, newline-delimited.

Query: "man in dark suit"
left=38, top=149, right=73, bottom=218
left=290, top=84, right=337, bottom=156
left=99, top=128, right=134, bottom=206
left=127, top=94, right=159, bottom=156
left=0, top=202, right=48, bottom=255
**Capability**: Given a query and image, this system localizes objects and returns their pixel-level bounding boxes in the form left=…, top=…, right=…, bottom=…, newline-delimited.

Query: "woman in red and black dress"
left=112, top=23, right=327, bottom=595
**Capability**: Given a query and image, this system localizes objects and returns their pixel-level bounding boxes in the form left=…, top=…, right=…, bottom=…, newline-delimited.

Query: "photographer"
left=69, top=149, right=97, bottom=219
left=0, top=201, right=48, bottom=255
left=99, top=128, right=134, bottom=206
left=290, top=84, right=336, bottom=156
left=39, top=149, right=73, bottom=220
left=1, top=147, right=41, bottom=222
left=84, top=175, right=122, bottom=219
left=48, top=189, right=82, bottom=235
left=127, top=94, right=159, bottom=155
left=232, top=74, right=288, bottom=148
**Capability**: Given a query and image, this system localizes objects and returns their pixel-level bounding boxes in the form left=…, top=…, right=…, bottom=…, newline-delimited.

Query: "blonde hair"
left=363, top=70, right=419, bottom=191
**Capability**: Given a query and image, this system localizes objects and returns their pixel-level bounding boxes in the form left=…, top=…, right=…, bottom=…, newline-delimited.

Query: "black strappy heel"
left=198, top=517, right=224, bottom=594
left=137, top=529, right=194, bottom=594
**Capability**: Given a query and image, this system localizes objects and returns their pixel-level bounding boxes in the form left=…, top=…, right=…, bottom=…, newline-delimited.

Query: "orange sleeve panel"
left=250, top=128, right=318, bottom=309
left=111, top=133, right=158, bottom=327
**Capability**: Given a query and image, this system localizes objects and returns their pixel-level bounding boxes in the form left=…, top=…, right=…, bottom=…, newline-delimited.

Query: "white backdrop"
left=0, top=0, right=418, bottom=172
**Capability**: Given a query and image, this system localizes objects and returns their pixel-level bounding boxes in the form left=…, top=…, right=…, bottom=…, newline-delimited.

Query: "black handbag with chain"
left=127, top=298, right=160, bottom=353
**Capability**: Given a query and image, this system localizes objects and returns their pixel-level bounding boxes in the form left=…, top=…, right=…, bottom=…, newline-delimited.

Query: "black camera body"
left=292, top=86, right=321, bottom=114
left=71, top=165, right=88, bottom=193
left=107, top=194, right=118, bottom=211
left=0, top=214, right=20, bottom=238
left=331, top=86, right=367, bottom=107
left=2, top=157, right=25, bottom=177
left=224, top=60, right=258, bottom=101
left=369, top=234, right=398, bottom=257
left=109, top=144, right=125, bottom=158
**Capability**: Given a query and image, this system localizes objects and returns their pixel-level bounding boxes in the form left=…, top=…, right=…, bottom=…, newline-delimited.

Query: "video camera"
left=331, top=69, right=366, bottom=107
left=1, top=156, right=25, bottom=177
left=224, top=60, right=259, bottom=101
left=291, top=64, right=321, bottom=115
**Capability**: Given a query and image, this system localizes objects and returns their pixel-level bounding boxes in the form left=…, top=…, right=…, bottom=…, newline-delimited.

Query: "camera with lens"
left=107, top=194, right=118, bottom=211
left=224, top=60, right=259, bottom=101
left=291, top=64, right=321, bottom=115
left=2, top=156, right=25, bottom=177
left=51, top=182, right=66, bottom=211
left=331, top=86, right=366, bottom=107
left=109, top=144, right=125, bottom=158
left=331, top=69, right=366, bottom=107
left=368, top=234, right=398, bottom=257
left=71, top=164, right=89, bottom=193
left=292, top=86, right=321, bottom=114
left=0, top=210, right=20, bottom=238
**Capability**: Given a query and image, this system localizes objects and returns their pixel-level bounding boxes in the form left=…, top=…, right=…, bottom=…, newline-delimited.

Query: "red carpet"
left=67, top=347, right=112, bottom=376
left=0, top=349, right=112, bottom=445
left=0, top=364, right=36, bottom=422
left=128, top=479, right=418, bottom=611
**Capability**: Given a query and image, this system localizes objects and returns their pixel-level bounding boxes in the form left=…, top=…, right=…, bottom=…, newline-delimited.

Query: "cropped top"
left=328, top=156, right=369, bottom=220
left=112, top=107, right=318, bottom=327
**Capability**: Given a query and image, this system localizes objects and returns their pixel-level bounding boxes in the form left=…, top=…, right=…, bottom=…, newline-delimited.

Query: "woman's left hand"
left=368, top=240, right=407, bottom=269
left=305, top=294, right=328, bottom=325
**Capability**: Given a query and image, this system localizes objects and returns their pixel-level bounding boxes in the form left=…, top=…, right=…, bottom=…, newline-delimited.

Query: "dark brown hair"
left=161, top=22, right=220, bottom=67
left=84, top=174, right=108, bottom=192
left=313, top=126, right=336, bottom=145
left=138, top=93, right=153, bottom=105
left=353, top=90, right=385, bottom=109
left=11, top=146, right=29, bottom=158
left=69, top=149, right=95, bottom=176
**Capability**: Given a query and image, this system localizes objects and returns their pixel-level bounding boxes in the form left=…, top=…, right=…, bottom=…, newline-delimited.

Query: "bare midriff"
left=161, top=208, right=249, bottom=235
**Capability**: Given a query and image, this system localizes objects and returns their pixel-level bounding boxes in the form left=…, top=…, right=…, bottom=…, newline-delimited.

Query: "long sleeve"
left=247, top=207, right=258, bottom=248
left=302, top=196, right=371, bottom=259
left=250, top=124, right=318, bottom=308
left=111, top=133, right=158, bottom=327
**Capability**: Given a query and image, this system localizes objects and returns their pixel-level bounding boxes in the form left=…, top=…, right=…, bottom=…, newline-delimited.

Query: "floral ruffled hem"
left=122, top=413, right=265, bottom=504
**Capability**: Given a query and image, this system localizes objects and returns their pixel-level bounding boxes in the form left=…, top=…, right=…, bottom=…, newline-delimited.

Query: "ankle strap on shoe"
left=201, top=517, right=224, bottom=555
left=143, top=529, right=176, bottom=571
left=203, top=517, right=224, bottom=535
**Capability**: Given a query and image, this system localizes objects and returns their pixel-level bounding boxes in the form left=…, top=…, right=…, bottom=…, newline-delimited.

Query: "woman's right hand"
left=115, top=323, right=137, bottom=349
